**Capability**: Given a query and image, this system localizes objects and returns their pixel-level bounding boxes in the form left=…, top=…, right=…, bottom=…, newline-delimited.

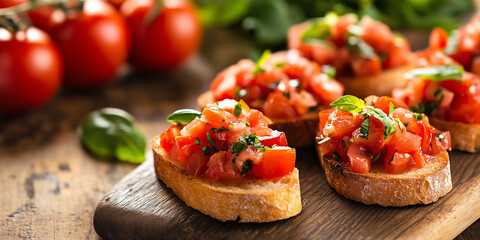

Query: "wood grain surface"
left=93, top=147, right=480, bottom=240
left=0, top=28, right=479, bottom=239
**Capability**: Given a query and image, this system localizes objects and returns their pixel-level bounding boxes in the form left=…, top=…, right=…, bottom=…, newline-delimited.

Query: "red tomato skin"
left=350, top=56, right=382, bottom=76
left=121, top=0, right=202, bottom=71
left=384, top=150, right=415, bottom=174
left=257, top=130, right=288, bottom=147
left=0, top=0, right=25, bottom=8
left=252, top=147, right=295, bottom=179
left=51, top=0, right=129, bottom=89
left=27, top=7, right=61, bottom=34
left=429, top=27, right=448, bottom=50
left=347, top=143, right=371, bottom=174
left=0, top=27, right=63, bottom=113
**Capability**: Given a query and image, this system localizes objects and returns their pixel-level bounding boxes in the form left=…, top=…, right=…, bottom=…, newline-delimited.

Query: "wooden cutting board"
left=93, top=148, right=480, bottom=240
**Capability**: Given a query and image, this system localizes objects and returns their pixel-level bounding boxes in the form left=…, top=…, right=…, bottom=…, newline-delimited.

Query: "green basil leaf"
left=388, top=102, right=395, bottom=117
left=206, top=132, right=219, bottom=152
left=233, top=103, right=243, bottom=117
left=78, top=108, right=146, bottom=164
left=167, top=109, right=201, bottom=124
left=359, top=117, right=370, bottom=139
left=404, top=65, right=463, bottom=82
left=230, top=141, right=248, bottom=154
left=321, top=65, right=336, bottom=79
left=240, top=159, right=254, bottom=175
left=330, top=95, right=366, bottom=113
left=372, top=152, right=382, bottom=163
left=253, top=50, right=271, bottom=77
left=301, top=12, right=338, bottom=41
left=347, top=36, right=376, bottom=60
left=413, top=113, right=424, bottom=121
left=364, top=106, right=396, bottom=139
left=444, top=30, right=459, bottom=55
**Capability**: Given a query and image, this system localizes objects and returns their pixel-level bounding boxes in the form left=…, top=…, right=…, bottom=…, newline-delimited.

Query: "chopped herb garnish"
left=331, top=95, right=397, bottom=139
left=316, top=137, right=323, bottom=143
left=405, top=122, right=410, bottom=127
left=211, top=126, right=229, bottom=133
left=413, top=113, right=424, bottom=121
left=233, top=103, right=242, bottom=117
left=341, top=140, right=346, bottom=148
left=372, top=152, right=382, bottom=163
left=230, top=142, right=248, bottom=154
left=275, top=61, right=286, bottom=67
left=434, top=87, right=443, bottom=97
left=253, top=50, right=271, bottom=77
left=328, top=132, right=334, bottom=137
left=321, top=65, right=336, bottom=79
left=167, top=109, right=201, bottom=124
left=240, top=159, right=253, bottom=175
left=379, top=52, right=388, bottom=62
left=283, top=92, right=291, bottom=100
left=309, top=106, right=318, bottom=112
left=232, top=158, right=236, bottom=164
left=238, top=133, right=263, bottom=148
left=176, top=122, right=184, bottom=129
left=389, top=102, right=396, bottom=117
left=404, top=65, right=463, bottom=82
left=388, top=152, right=395, bottom=164
left=330, top=95, right=365, bottom=113
left=346, top=26, right=376, bottom=60
left=246, top=121, right=250, bottom=127
left=359, top=117, right=370, bottom=139
left=268, top=80, right=281, bottom=89
left=201, top=146, right=210, bottom=156
left=195, top=138, right=200, bottom=145
left=301, top=12, right=338, bottom=41
left=206, top=132, right=218, bottom=152
left=316, top=137, right=330, bottom=145
left=235, top=88, right=249, bottom=99
left=435, top=133, right=445, bottom=141
left=444, top=30, right=459, bottom=55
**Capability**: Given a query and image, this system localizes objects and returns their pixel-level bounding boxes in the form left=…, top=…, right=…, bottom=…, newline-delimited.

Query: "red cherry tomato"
left=0, top=0, right=26, bottom=8
left=107, top=0, right=127, bottom=9
left=27, top=6, right=61, bottom=34
left=51, top=0, right=129, bottom=89
left=121, top=0, right=202, bottom=71
left=0, top=27, right=63, bottom=113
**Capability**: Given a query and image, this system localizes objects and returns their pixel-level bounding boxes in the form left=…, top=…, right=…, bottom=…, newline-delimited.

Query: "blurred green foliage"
left=194, top=0, right=473, bottom=46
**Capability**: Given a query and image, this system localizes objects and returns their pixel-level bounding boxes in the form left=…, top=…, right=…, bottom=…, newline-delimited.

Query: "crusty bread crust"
left=337, top=64, right=414, bottom=99
left=197, top=91, right=320, bottom=147
left=430, top=117, right=480, bottom=153
left=152, top=136, right=302, bottom=222
left=316, top=142, right=452, bottom=207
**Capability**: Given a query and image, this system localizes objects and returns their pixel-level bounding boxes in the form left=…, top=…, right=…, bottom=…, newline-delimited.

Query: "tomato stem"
left=0, top=0, right=69, bottom=15
left=0, top=13, right=30, bottom=33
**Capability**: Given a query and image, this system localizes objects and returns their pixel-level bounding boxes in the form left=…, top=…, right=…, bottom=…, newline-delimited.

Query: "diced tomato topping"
left=322, top=109, right=363, bottom=140
left=384, top=150, right=415, bottom=174
left=249, top=147, right=295, bottom=179
left=347, top=143, right=371, bottom=174
left=317, top=95, right=450, bottom=175
left=288, top=13, right=412, bottom=78
left=160, top=99, right=296, bottom=181
left=429, top=27, right=449, bottom=51
left=257, top=130, right=288, bottom=147
left=209, top=50, right=344, bottom=121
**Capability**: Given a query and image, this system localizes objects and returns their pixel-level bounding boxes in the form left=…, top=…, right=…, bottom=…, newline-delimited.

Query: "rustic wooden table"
left=0, top=29, right=479, bottom=239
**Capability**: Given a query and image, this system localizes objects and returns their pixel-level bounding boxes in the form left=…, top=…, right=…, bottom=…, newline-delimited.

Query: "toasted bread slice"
left=152, top=136, right=302, bottom=222
left=316, top=143, right=452, bottom=207
left=198, top=91, right=320, bottom=147
left=337, top=64, right=414, bottom=99
left=430, top=117, right=480, bottom=153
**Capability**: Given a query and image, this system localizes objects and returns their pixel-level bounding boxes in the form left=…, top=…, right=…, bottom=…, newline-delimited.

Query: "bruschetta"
left=316, top=95, right=452, bottom=206
left=428, top=15, right=480, bottom=75
left=288, top=13, right=415, bottom=98
left=393, top=50, right=480, bottom=152
left=198, top=50, right=344, bottom=147
left=152, top=99, right=302, bottom=222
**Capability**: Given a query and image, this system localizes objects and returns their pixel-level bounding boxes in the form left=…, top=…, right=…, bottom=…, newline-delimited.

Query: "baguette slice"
left=198, top=91, right=321, bottom=147
left=430, top=117, right=480, bottom=153
left=316, top=142, right=452, bottom=207
left=337, top=64, right=414, bottom=99
left=152, top=136, right=302, bottom=222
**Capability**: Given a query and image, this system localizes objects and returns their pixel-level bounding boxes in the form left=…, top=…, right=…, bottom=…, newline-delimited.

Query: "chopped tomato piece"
left=347, top=143, right=371, bottom=174
left=258, top=130, right=288, bottom=147
left=350, top=56, right=382, bottom=76
left=429, top=27, right=448, bottom=50
left=323, top=109, right=363, bottom=140
left=184, top=151, right=208, bottom=177
left=431, top=130, right=451, bottom=154
left=250, top=147, right=295, bottom=179
left=263, top=92, right=297, bottom=120
left=160, top=125, right=181, bottom=153
left=384, top=150, right=415, bottom=174
left=412, top=150, right=426, bottom=169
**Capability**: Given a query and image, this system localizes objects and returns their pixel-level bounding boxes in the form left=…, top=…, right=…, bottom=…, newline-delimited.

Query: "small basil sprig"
left=167, top=109, right=201, bottom=124
left=252, top=50, right=271, bottom=77
left=330, top=95, right=397, bottom=139
left=78, top=108, right=146, bottom=164
left=301, top=12, right=338, bottom=41
left=404, top=65, right=463, bottom=82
